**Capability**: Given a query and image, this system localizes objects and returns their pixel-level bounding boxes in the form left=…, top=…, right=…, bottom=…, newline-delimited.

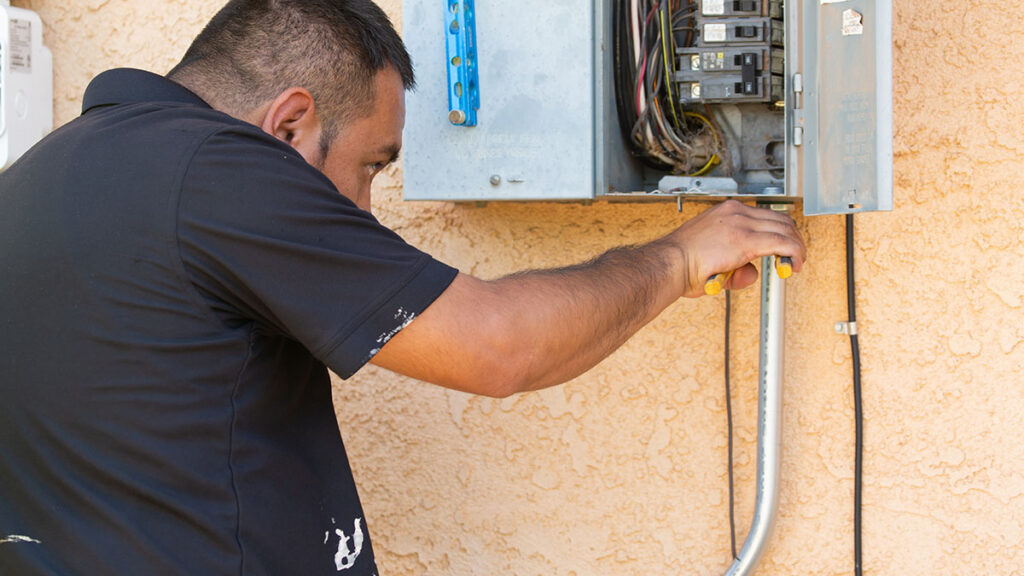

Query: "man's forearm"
left=482, top=237, right=687, bottom=392
left=373, top=200, right=806, bottom=397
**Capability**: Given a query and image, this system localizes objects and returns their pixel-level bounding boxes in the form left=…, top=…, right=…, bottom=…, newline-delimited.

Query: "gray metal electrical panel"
left=402, top=0, right=892, bottom=216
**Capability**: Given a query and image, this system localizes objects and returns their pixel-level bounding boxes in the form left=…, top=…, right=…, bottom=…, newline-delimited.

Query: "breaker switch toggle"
left=737, top=52, right=759, bottom=95
left=736, top=25, right=758, bottom=38
left=733, top=0, right=758, bottom=12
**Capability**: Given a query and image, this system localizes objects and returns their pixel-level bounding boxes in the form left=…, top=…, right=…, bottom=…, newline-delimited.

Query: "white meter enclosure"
left=0, top=5, right=52, bottom=171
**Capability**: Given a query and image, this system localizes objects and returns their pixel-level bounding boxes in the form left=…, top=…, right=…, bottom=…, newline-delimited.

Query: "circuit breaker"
left=402, top=0, right=892, bottom=216
left=678, top=1, right=785, bottom=104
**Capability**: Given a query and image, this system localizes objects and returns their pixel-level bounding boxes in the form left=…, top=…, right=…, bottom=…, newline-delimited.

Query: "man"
left=0, top=0, right=805, bottom=574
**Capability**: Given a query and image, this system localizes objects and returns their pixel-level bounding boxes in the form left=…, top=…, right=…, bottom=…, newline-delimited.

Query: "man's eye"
left=366, top=162, right=386, bottom=175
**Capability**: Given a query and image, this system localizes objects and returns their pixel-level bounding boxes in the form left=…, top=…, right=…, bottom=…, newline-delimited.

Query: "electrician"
left=0, top=0, right=805, bottom=574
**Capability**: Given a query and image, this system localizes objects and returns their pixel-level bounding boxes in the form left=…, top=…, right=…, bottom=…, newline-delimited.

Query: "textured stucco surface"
left=20, top=0, right=1024, bottom=574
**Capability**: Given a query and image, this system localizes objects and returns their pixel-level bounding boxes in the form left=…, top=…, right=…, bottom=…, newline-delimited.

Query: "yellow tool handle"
left=704, top=269, right=735, bottom=296
left=775, top=256, right=793, bottom=279
left=704, top=256, right=793, bottom=296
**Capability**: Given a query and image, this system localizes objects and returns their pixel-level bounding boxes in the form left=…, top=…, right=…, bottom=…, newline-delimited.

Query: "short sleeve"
left=176, top=126, right=458, bottom=378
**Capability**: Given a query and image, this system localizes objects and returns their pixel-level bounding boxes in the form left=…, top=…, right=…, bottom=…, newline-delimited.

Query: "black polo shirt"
left=0, top=69, right=457, bottom=575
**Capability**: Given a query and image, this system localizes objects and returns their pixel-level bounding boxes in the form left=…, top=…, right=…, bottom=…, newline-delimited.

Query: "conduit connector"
left=834, top=321, right=858, bottom=336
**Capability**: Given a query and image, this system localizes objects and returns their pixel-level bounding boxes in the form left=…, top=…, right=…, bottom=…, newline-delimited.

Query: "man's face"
left=318, top=67, right=405, bottom=213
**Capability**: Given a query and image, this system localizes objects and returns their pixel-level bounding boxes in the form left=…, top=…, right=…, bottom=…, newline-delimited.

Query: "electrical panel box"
left=402, top=1, right=892, bottom=216
left=0, top=4, right=52, bottom=171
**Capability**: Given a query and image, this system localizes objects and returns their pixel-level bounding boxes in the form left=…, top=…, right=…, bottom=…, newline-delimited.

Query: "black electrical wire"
left=846, top=213, right=864, bottom=576
left=611, top=0, right=716, bottom=172
left=612, top=0, right=635, bottom=151
left=617, top=1, right=672, bottom=170
left=724, top=289, right=738, bottom=560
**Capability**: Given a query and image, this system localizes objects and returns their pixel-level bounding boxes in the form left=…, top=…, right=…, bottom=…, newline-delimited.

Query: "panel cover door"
left=795, top=0, right=893, bottom=215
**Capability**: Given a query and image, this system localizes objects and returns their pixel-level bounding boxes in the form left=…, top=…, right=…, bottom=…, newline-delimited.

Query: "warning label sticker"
left=703, top=23, right=728, bottom=43
left=841, top=9, right=864, bottom=36
left=9, top=19, right=32, bottom=72
left=703, top=0, right=726, bottom=15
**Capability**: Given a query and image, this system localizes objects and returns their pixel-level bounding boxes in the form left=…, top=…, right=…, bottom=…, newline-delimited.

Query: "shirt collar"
left=81, top=68, right=210, bottom=115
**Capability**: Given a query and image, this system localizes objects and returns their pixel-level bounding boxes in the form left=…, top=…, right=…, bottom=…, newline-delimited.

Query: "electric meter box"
left=402, top=0, right=893, bottom=216
left=0, top=4, right=52, bottom=171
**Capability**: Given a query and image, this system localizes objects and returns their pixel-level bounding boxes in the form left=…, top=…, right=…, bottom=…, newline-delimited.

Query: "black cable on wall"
left=847, top=213, right=864, bottom=576
left=724, top=289, right=738, bottom=560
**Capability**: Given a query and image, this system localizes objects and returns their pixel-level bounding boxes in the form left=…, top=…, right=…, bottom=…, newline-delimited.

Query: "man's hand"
left=667, top=200, right=806, bottom=297
left=372, top=200, right=805, bottom=397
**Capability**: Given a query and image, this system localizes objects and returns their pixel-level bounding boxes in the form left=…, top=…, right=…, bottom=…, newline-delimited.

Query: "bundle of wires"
left=613, top=0, right=721, bottom=176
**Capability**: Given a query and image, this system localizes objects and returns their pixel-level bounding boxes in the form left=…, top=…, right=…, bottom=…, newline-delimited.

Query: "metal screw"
left=449, top=109, right=467, bottom=125
left=489, top=175, right=501, bottom=186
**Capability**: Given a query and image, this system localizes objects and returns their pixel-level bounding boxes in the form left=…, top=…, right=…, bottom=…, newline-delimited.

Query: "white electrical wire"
left=631, top=0, right=648, bottom=116
left=630, top=1, right=657, bottom=146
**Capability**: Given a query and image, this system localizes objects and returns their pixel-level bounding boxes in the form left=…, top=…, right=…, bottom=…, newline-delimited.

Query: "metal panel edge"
left=874, top=0, right=894, bottom=212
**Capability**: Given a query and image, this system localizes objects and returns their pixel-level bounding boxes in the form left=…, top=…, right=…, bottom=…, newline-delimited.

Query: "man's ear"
left=258, top=87, right=323, bottom=165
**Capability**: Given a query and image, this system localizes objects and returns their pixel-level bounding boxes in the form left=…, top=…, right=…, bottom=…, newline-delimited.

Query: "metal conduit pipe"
left=724, top=255, right=786, bottom=576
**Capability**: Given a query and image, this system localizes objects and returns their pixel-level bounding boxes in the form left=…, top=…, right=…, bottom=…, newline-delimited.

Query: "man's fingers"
left=680, top=200, right=807, bottom=298
left=721, top=212, right=805, bottom=267
left=725, top=262, right=759, bottom=291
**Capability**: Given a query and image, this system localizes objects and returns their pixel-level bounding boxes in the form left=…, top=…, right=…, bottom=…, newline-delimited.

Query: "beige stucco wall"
left=19, top=0, right=1024, bottom=573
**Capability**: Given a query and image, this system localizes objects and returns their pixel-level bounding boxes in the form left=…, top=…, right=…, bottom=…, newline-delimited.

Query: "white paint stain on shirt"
left=326, top=518, right=365, bottom=571
left=361, top=307, right=419, bottom=370
left=375, top=307, right=417, bottom=346
left=0, top=535, right=41, bottom=545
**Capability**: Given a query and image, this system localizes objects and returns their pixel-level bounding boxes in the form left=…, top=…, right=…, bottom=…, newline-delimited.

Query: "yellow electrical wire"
left=683, top=111, right=720, bottom=176
left=659, top=8, right=682, bottom=133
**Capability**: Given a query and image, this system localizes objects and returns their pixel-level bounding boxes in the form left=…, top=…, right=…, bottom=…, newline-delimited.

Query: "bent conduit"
left=724, top=255, right=786, bottom=576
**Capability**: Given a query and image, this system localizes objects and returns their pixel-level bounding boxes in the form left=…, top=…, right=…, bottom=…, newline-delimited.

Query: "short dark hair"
left=168, top=0, right=414, bottom=144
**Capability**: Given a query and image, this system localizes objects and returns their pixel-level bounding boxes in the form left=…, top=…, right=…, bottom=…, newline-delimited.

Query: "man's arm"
left=371, top=201, right=805, bottom=397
